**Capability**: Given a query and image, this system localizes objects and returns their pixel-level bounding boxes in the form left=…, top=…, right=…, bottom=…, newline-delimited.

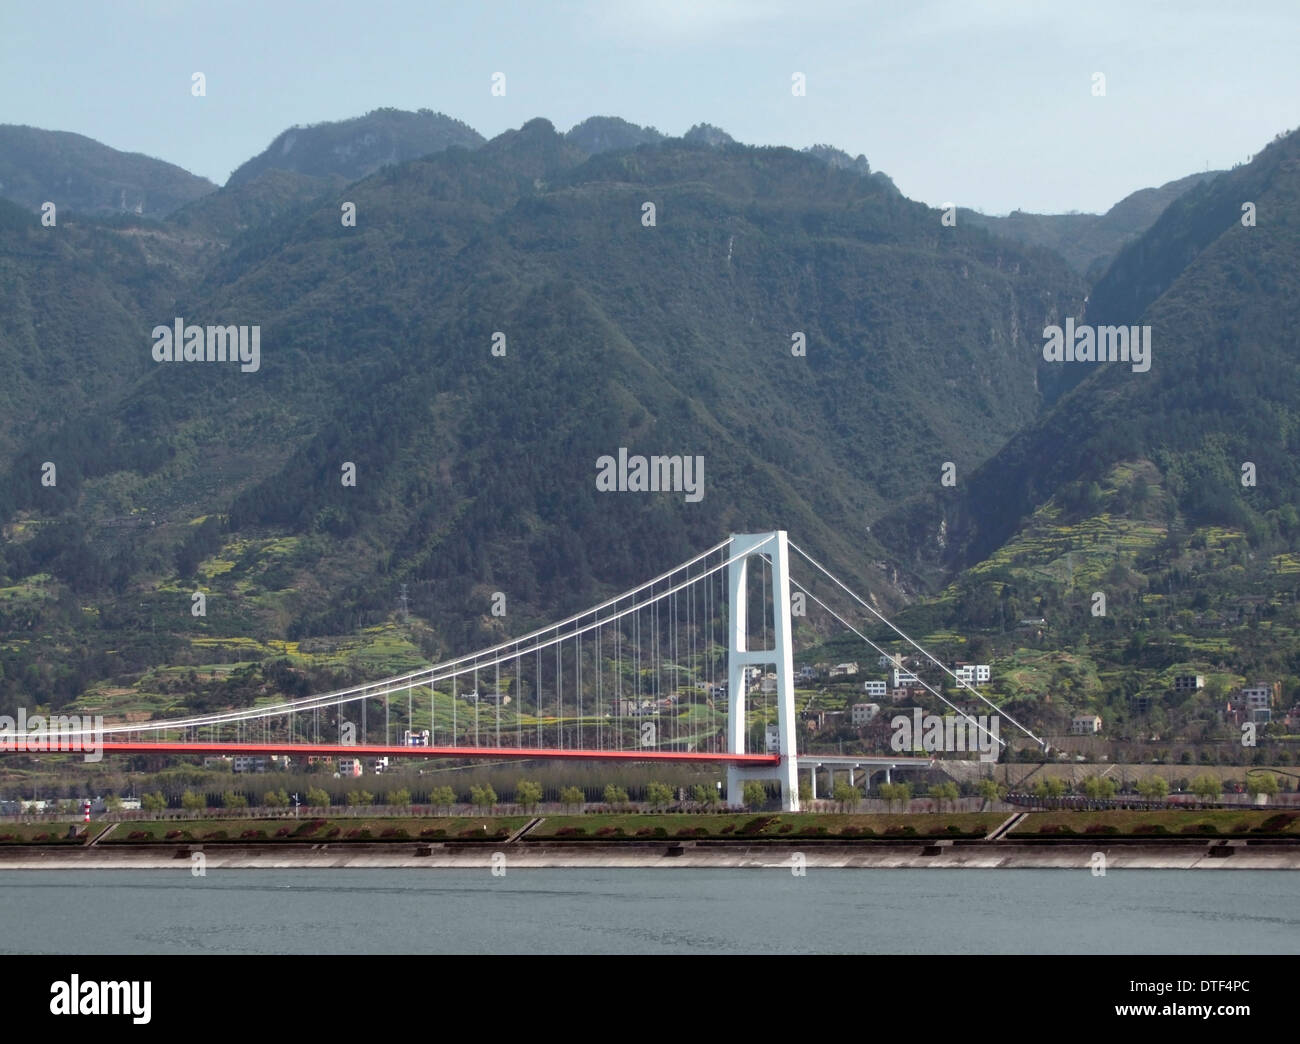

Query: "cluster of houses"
left=792, top=654, right=1001, bottom=737
left=1069, top=676, right=1295, bottom=736
left=609, top=667, right=790, bottom=718
left=800, top=654, right=994, bottom=708
left=1039, top=675, right=1294, bottom=738
left=1131, top=675, right=1295, bottom=728
left=2, top=796, right=143, bottom=814
left=804, top=666, right=1296, bottom=742
left=460, top=690, right=511, bottom=706
left=204, top=754, right=294, bottom=774
left=201, top=752, right=393, bottom=777
left=199, top=727, right=441, bottom=777
left=610, top=694, right=680, bottom=717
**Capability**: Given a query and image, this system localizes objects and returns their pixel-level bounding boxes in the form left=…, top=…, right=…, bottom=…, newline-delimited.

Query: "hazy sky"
left=3, top=0, right=1298, bottom=214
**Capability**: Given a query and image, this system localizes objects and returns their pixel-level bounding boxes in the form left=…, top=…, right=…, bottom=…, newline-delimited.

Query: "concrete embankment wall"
left=2, top=842, right=1297, bottom=870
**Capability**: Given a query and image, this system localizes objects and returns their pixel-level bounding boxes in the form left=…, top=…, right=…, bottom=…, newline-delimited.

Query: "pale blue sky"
left=2, top=0, right=1298, bottom=214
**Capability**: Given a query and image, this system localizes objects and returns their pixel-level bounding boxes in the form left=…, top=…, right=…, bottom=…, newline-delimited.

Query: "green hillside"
left=0, top=118, right=1082, bottom=716
left=870, top=127, right=1300, bottom=745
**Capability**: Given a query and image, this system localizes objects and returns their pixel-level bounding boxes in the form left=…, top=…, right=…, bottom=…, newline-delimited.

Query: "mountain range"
left=1, top=107, right=1296, bottom=746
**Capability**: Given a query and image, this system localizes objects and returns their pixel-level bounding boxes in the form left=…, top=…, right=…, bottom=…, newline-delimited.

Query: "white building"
left=765, top=724, right=781, bottom=753
left=1069, top=715, right=1102, bottom=735
left=830, top=662, right=859, bottom=678
left=851, top=703, right=881, bottom=725
left=863, top=680, right=887, bottom=698
left=232, top=756, right=268, bottom=774
left=893, top=668, right=920, bottom=688
left=337, top=757, right=364, bottom=777
left=797, top=665, right=817, bottom=682
left=403, top=729, right=431, bottom=747
left=955, top=664, right=991, bottom=686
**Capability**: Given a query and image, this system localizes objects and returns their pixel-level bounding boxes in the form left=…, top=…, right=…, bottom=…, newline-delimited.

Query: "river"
left=1, top=868, right=1295, bottom=954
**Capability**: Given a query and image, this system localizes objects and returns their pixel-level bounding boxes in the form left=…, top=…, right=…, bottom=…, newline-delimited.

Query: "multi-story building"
left=1069, top=715, right=1102, bottom=735
left=232, top=756, right=268, bottom=774
left=1172, top=674, right=1205, bottom=693
left=851, top=703, right=881, bottom=725
left=862, top=679, right=887, bottom=698
left=337, top=757, right=364, bottom=777
left=1242, top=682, right=1279, bottom=706
left=1242, top=683, right=1278, bottom=723
left=954, top=664, right=991, bottom=686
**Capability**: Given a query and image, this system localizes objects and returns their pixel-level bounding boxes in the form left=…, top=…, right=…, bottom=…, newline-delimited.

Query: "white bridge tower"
left=726, top=531, right=800, bottom=811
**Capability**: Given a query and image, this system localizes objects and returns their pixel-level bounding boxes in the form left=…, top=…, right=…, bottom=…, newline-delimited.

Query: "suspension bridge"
left=5, top=532, right=1045, bottom=809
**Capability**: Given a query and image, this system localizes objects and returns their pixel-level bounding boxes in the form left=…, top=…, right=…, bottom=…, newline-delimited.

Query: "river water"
left=1, top=869, right=1295, bottom=954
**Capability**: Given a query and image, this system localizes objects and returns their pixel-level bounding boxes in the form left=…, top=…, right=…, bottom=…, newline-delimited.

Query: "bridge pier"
left=725, top=532, right=800, bottom=812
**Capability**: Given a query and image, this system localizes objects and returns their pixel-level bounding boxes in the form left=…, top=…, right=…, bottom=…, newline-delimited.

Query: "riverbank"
left=2, top=839, right=1299, bottom=870
left=4, top=810, right=1299, bottom=869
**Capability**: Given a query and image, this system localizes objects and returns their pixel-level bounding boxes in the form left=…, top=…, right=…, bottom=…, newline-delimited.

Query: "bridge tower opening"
left=726, top=532, right=800, bottom=811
